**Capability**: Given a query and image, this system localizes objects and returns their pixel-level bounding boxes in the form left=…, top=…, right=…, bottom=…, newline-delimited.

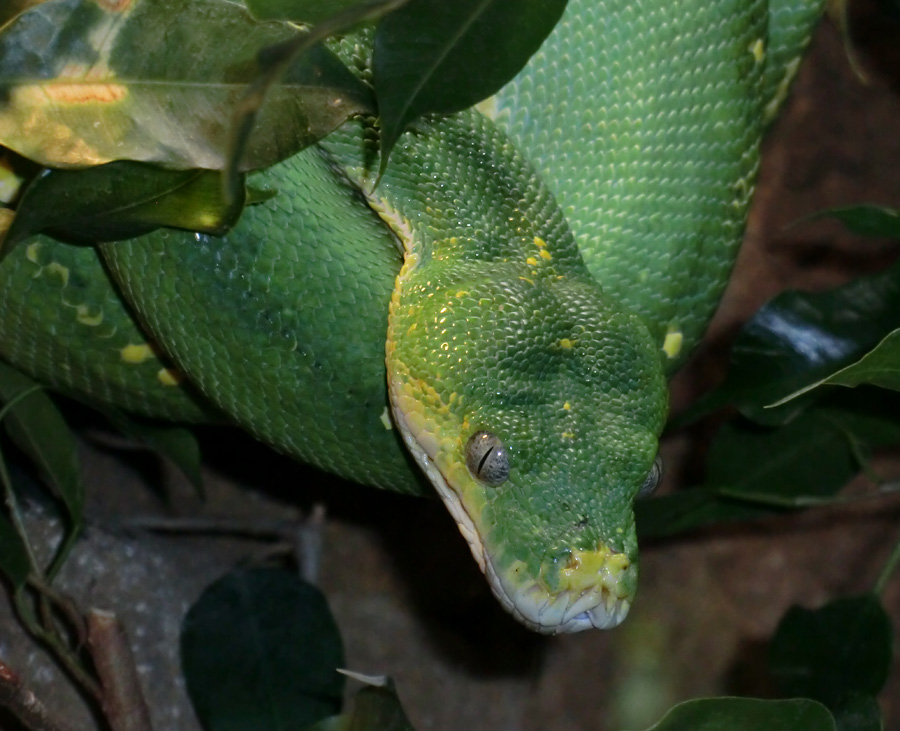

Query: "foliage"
left=0, top=1, right=897, bottom=730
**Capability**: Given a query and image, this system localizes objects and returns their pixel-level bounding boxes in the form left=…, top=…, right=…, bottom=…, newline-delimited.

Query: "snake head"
left=387, top=262, right=667, bottom=633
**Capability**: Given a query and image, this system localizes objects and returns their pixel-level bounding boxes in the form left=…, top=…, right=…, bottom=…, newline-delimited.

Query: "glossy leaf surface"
left=0, top=0, right=370, bottom=170
left=2, top=162, right=245, bottom=256
left=373, top=0, right=567, bottom=167
left=640, top=697, right=835, bottom=731
left=0, top=361, right=83, bottom=531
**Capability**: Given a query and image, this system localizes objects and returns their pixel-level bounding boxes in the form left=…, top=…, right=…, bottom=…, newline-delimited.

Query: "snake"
left=0, top=0, right=825, bottom=633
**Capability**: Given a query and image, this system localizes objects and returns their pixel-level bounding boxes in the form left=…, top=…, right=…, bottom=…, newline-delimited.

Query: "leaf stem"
left=874, top=528, right=900, bottom=596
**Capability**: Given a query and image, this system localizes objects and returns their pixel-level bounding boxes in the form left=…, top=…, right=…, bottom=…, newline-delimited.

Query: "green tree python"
left=0, top=0, right=825, bottom=632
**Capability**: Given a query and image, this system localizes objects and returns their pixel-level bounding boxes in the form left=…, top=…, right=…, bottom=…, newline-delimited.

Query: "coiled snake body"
left=0, top=0, right=825, bottom=632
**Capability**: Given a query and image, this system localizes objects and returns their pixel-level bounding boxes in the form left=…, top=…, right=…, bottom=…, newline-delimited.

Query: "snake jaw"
left=483, top=548, right=634, bottom=634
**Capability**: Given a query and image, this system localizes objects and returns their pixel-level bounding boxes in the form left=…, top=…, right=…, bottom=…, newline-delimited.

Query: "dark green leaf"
left=639, top=397, right=900, bottom=538
left=373, top=0, right=567, bottom=169
left=830, top=693, right=882, bottom=731
left=0, top=0, right=45, bottom=27
left=806, top=205, right=900, bottom=238
left=0, top=0, right=370, bottom=170
left=101, top=408, right=204, bottom=497
left=0, top=510, right=30, bottom=588
left=247, top=0, right=384, bottom=23
left=2, top=163, right=246, bottom=257
left=182, top=567, right=345, bottom=731
left=305, top=676, right=415, bottom=731
left=678, top=258, right=900, bottom=427
left=0, top=361, right=83, bottom=530
left=639, top=697, right=835, bottom=731
left=769, top=595, right=892, bottom=707
left=224, top=0, right=393, bottom=201
left=773, top=328, right=900, bottom=404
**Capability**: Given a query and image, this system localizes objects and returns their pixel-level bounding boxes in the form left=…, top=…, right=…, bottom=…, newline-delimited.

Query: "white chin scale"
left=483, top=553, right=631, bottom=634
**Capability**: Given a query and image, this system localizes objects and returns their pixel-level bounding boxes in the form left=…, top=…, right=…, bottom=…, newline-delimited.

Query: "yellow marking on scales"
left=662, top=326, right=683, bottom=360
left=75, top=304, right=103, bottom=326
left=157, top=368, right=183, bottom=387
left=25, top=241, right=42, bottom=264
left=558, top=338, right=576, bottom=350
left=563, top=402, right=571, bottom=411
left=120, top=343, right=154, bottom=364
left=45, top=262, right=69, bottom=287
left=750, top=38, right=765, bottom=64
left=558, top=544, right=630, bottom=595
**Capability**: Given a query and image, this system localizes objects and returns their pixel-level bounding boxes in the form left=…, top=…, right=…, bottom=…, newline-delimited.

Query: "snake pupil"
left=465, top=431, right=509, bottom=487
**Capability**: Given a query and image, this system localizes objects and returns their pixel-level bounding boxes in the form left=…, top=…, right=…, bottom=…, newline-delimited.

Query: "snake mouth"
left=482, top=551, right=632, bottom=634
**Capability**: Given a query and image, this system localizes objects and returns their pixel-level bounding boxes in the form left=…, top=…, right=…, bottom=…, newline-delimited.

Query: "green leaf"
left=101, top=407, right=204, bottom=497
left=224, top=0, right=395, bottom=201
left=638, top=397, right=900, bottom=538
left=830, top=693, right=883, bottom=731
left=769, top=595, right=892, bottom=710
left=678, top=257, right=900, bottom=427
left=0, top=510, right=30, bottom=589
left=772, top=328, right=900, bottom=405
left=806, top=204, right=900, bottom=238
left=182, top=567, right=345, bottom=731
left=305, top=676, right=415, bottom=731
left=0, top=0, right=370, bottom=171
left=637, top=697, right=835, bottom=731
left=0, top=0, right=45, bottom=28
left=2, top=163, right=246, bottom=256
left=373, top=0, right=567, bottom=169
left=0, top=361, right=83, bottom=530
left=247, top=0, right=386, bottom=23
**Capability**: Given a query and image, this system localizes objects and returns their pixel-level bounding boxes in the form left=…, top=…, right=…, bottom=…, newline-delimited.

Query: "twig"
left=874, top=528, right=900, bottom=597
left=0, top=660, right=80, bottom=731
left=122, top=515, right=295, bottom=539
left=294, top=503, right=326, bottom=585
left=87, top=609, right=153, bottom=731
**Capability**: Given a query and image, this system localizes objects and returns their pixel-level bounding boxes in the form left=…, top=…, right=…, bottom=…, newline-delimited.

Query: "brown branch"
left=0, top=660, right=80, bottom=731
left=86, top=610, right=152, bottom=731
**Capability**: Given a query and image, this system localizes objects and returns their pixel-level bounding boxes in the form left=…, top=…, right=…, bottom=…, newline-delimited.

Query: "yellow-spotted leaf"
left=0, top=0, right=370, bottom=170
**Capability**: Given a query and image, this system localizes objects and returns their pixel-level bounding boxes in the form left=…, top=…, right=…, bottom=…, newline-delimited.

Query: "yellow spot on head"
left=526, top=256, right=539, bottom=267
left=563, top=401, right=571, bottom=411
left=157, top=367, right=182, bottom=387
left=750, top=38, right=765, bottom=63
left=538, top=249, right=552, bottom=261
left=561, top=431, right=575, bottom=439
left=559, top=544, right=630, bottom=594
left=662, top=329, right=683, bottom=360
left=558, top=338, right=576, bottom=349
left=533, top=236, right=546, bottom=248
left=120, top=343, right=154, bottom=364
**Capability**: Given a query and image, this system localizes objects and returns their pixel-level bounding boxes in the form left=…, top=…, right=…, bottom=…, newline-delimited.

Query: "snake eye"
left=637, top=454, right=663, bottom=498
left=465, top=431, right=509, bottom=486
